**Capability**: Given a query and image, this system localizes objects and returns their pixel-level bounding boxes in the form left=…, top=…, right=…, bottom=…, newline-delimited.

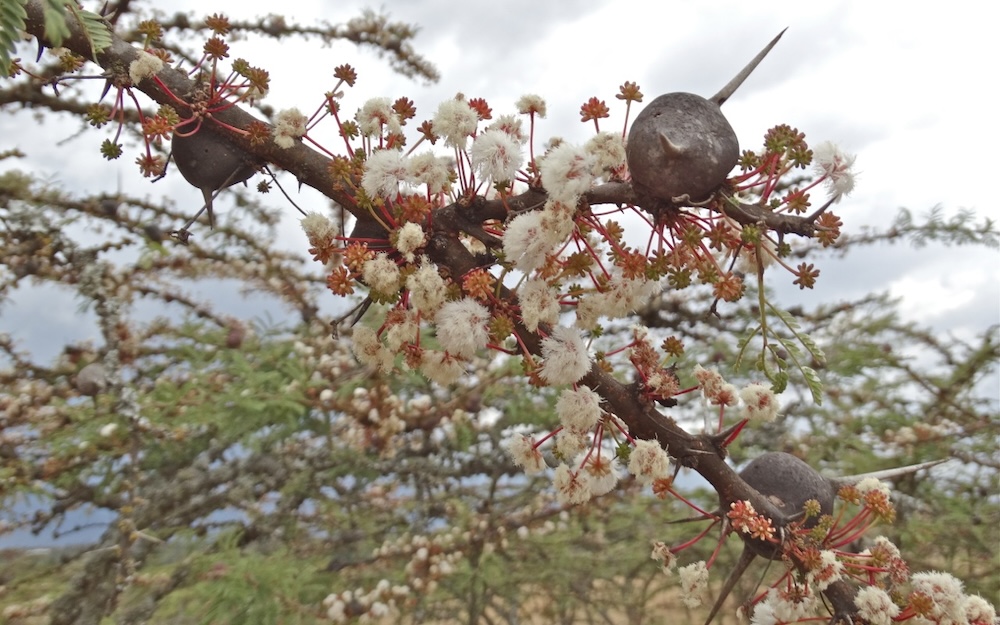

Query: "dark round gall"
left=75, top=362, right=108, bottom=397
left=171, top=128, right=257, bottom=226
left=738, top=452, right=835, bottom=559
left=626, top=92, right=739, bottom=204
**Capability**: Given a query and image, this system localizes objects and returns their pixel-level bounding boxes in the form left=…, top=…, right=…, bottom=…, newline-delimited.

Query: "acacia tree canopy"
left=1, top=3, right=997, bottom=625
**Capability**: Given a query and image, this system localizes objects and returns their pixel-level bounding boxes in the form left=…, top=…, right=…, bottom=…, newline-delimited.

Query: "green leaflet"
left=0, top=0, right=27, bottom=76
left=39, top=0, right=71, bottom=46
left=767, top=302, right=827, bottom=365
left=67, top=4, right=112, bottom=61
left=735, top=300, right=826, bottom=404
left=0, top=0, right=111, bottom=76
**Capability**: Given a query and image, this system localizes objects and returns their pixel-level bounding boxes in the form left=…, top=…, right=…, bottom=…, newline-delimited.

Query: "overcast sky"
left=1, top=0, right=997, bottom=361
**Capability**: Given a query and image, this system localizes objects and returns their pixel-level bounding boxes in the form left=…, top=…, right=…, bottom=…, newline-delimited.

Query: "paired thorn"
left=711, top=28, right=788, bottom=106
left=827, top=458, right=949, bottom=490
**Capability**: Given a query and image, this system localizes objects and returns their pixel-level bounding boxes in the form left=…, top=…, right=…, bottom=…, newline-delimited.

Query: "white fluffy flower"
left=433, top=98, right=479, bottom=148
left=406, top=151, right=453, bottom=195
left=300, top=212, right=339, bottom=246
left=470, top=129, right=523, bottom=184
left=555, top=386, right=602, bottom=432
left=962, top=595, right=997, bottom=625
left=585, top=131, right=626, bottom=176
left=856, top=476, right=892, bottom=498
left=555, top=428, right=588, bottom=458
left=504, top=433, right=547, bottom=474
left=740, top=382, right=780, bottom=422
left=628, top=438, right=671, bottom=485
left=503, top=207, right=574, bottom=273
left=384, top=310, right=419, bottom=351
left=553, top=463, right=592, bottom=504
left=273, top=107, right=308, bottom=149
left=502, top=211, right=549, bottom=273
left=910, top=571, right=966, bottom=624
left=807, top=550, right=845, bottom=591
left=434, top=298, right=491, bottom=358
left=485, top=114, right=527, bottom=144
left=517, top=278, right=560, bottom=332
left=539, top=142, right=596, bottom=205
left=515, top=94, right=547, bottom=117
left=356, top=97, right=402, bottom=137
left=604, top=275, right=659, bottom=318
left=650, top=541, right=677, bottom=574
left=406, top=260, right=448, bottom=315
left=420, top=350, right=466, bottom=385
left=361, top=252, right=401, bottom=297
left=351, top=325, right=393, bottom=372
left=577, top=452, right=620, bottom=497
left=362, top=149, right=407, bottom=198
left=854, top=586, right=900, bottom=625
left=539, top=325, right=590, bottom=386
left=394, top=222, right=426, bottom=262
left=812, top=140, right=857, bottom=201
left=678, top=561, right=709, bottom=609
left=128, top=50, right=163, bottom=85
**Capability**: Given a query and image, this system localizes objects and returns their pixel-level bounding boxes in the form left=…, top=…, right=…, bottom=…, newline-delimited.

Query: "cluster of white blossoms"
left=504, top=423, right=672, bottom=506
left=357, top=96, right=534, bottom=199
left=908, top=571, right=994, bottom=625
left=749, top=587, right=820, bottom=625
left=742, top=537, right=998, bottom=625
left=574, top=274, right=661, bottom=331
left=850, top=569, right=997, bottom=625
left=361, top=252, right=401, bottom=298
left=549, top=444, right=630, bottom=504
left=538, top=325, right=590, bottom=386
left=393, top=222, right=426, bottom=263
left=273, top=107, right=308, bottom=149
left=806, top=549, right=845, bottom=592
left=501, top=133, right=625, bottom=276
left=678, top=560, right=710, bottom=609
left=434, top=298, right=491, bottom=359
left=356, top=97, right=403, bottom=138
left=323, top=579, right=408, bottom=624
left=693, top=364, right=780, bottom=425
left=325, top=92, right=647, bottom=393
left=128, top=50, right=163, bottom=85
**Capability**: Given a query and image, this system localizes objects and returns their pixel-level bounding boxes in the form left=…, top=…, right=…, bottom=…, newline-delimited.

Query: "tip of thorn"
left=710, top=29, right=788, bottom=106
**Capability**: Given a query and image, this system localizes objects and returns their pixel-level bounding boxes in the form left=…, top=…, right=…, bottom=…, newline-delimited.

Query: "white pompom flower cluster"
left=503, top=420, right=673, bottom=507
left=273, top=107, right=308, bottom=149
left=812, top=141, right=857, bottom=202
left=693, top=365, right=780, bottom=425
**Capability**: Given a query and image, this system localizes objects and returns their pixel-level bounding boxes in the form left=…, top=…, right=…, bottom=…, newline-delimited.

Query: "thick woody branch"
left=23, top=1, right=357, bottom=214
left=21, top=2, right=822, bottom=239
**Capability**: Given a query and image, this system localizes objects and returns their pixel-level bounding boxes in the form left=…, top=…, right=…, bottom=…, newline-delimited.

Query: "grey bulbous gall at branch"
left=626, top=29, right=785, bottom=205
